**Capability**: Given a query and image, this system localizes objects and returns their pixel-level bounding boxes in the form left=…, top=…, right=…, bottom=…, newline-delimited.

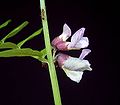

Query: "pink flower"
left=52, top=23, right=89, bottom=50
left=56, top=49, right=92, bottom=83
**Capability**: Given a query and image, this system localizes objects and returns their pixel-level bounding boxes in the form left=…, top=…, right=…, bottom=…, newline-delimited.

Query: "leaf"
left=0, top=42, right=18, bottom=49
left=17, top=28, right=42, bottom=48
left=37, top=48, right=47, bottom=62
left=0, top=48, right=41, bottom=57
left=1, top=21, right=29, bottom=42
left=0, top=48, right=48, bottom=63
left=32, top=56, right=48, bottom=63
left=39, top=48, right=47, bottom=58
left=0, top=19, right=12, bottom=29
left=0, top=41, right=2, bottom=44
left=32, top=48, right=47, bottom=63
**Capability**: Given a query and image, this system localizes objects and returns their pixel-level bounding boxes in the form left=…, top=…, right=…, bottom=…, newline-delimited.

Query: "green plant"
left=0, top=0, right=92, bottom=105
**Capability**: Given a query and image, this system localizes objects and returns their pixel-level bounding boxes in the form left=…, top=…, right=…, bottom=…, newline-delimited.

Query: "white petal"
left=68, top=28, right=85, bottom=48
left=75, top=37, right=89, bottom=48
left=63, top=57, right=92, bottom=71
left=59, top=23, right=71, bottom=41
left=62, top=67, right=83, bottom=83
left=79, top=49, right=91, bottom=59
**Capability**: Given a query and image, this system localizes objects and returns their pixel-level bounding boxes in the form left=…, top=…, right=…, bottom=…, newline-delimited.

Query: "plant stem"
left=39, top=0, right=62, bottom=105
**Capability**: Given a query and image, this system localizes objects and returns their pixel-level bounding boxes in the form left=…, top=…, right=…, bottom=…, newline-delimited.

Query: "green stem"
left=39, top=0, right=62, bottom=105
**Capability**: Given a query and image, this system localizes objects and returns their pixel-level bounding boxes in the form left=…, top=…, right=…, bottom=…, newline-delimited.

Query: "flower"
left=56, top=49, right=92, bottom=83
left=51, top=23, right=71, bottom=50
left=52, top=23, right=89, bottom=51
left=52, top=24, right=92, bottom=83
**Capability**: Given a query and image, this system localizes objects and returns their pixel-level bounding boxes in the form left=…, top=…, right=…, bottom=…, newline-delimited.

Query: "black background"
left=0, top=0, right=118, bottom=105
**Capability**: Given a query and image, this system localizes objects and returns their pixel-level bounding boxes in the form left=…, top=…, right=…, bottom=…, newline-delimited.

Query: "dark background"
left=0, top=0, right=118, bottom=105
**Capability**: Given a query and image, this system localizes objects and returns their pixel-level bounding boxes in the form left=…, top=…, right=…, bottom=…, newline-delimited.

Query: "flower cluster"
left=52, top=24, right=92, bottom=83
